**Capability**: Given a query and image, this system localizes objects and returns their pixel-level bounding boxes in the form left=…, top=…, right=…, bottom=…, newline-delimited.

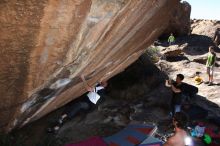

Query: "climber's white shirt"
left=87, top=86, right=104, bottom=104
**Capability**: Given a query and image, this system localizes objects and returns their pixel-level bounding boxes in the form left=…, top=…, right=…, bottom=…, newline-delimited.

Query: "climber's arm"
left=80, top=75, right=94, bottom=92
left=171, top=84, right=181, bottom=93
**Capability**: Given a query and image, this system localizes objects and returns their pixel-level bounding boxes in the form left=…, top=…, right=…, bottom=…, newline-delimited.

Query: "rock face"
left=162, top=1, right=191, bottom=37
left=191, top=19, right=220, bottom=36
left=0, top=0, right=179, bottom=132
left=191, top=19, right=220, bottom=42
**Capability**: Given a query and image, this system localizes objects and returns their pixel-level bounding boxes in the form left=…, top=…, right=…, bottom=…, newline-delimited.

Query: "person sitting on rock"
left=165, top=74, right=184, bottom=116
left=213, top=28, right=220, bottom=47
left=168, top=33, right=175, bottom=46
left=206, top=46, right=216, bottom=86
left=163, top=112, right=189, bottom=146
left=47, top=75, right=108, bottom=134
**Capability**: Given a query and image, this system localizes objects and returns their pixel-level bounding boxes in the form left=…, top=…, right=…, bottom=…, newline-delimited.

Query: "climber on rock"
left=165, top=74, right=184, bottom=116
left=205, top=46, right=216, bottom=86
left=163, top=112, right=189, bottom=146
left=47, top=75, right=108, bottom=134
left=168, top=33, right=175, bottom=46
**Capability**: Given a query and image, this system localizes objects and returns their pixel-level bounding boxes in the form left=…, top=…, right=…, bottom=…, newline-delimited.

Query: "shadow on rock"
left=107, top=54, right=167, bottom=100
left=179, top=34, right=220, bottom=55
left=166, top=55, right=189, bottom=62
left=193, top=95, right=220, bottom=117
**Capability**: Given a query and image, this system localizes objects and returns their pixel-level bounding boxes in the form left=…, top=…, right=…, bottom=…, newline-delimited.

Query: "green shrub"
left=145, top=46, right=160, bottom=63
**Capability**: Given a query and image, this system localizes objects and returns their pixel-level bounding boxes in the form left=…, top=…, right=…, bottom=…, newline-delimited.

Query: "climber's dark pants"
left=65, top=102, right=92, bottom=119
left=51, top=97, right=95, bottom=129
left=64, top=97, right=95, bottom=119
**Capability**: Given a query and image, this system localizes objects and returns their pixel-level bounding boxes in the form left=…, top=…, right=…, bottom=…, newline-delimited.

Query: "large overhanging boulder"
left=0, top=0, right=179, bottom=132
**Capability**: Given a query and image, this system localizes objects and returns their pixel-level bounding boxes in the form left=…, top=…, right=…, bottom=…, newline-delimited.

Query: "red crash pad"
left=64, top=136, right=107, bottom=146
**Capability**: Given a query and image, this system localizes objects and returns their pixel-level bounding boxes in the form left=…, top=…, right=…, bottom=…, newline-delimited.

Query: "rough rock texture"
left=162, top=1, right=191, bottom=37
left=214, top=29, right=220, bottom=46
left=159, top=44, right=186, bottom=57
left=0, top=0, right=179, bottom=132
left=191, top=19, right=220, bottom=46
left=191, top=19, right=220, bottom=37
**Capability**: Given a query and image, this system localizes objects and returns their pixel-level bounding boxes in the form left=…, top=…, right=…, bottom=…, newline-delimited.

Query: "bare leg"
left=210, top=75, right=213, bottom=83
left=209, top=67, right=214, bottom=84
left=208, top=75, right=214, bottom=86
left=206, top=67, right=211, bottom=84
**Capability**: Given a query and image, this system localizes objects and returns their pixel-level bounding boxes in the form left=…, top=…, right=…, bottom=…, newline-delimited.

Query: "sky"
left=185, top=0, right=220, bottom=20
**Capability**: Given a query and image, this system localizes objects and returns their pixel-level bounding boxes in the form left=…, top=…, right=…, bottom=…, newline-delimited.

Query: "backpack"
left=181, top=82, right=198, bottom=98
